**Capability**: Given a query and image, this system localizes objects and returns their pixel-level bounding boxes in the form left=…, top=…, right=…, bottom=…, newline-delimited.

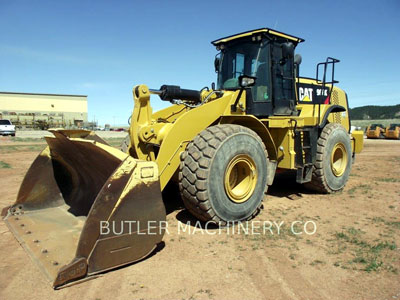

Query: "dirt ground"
left=0, top=137, right=399, bottom=300
left=12, top=130, right=128, bottom=139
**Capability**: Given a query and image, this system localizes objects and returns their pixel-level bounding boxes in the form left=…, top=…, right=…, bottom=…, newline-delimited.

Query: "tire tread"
left=179, top=124, right=268, bottom=224
left=305, top=123, right=349, bottom=193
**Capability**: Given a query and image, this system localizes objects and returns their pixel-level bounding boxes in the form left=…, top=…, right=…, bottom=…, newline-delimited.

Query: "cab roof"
left=211, top=28, right=305, bottom=46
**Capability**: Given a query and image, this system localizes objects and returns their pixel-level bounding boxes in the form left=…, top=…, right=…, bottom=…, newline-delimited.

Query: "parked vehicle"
left=0, top=119, right=16, bottom=136
left=385, top=123, right=400, bottom=139
left=366, top=123, right=385, bottom=139
left=3, top=28, right=364, bottom=288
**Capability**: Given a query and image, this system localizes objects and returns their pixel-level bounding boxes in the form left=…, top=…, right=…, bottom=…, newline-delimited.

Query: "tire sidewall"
left=207, top=132, right=267, bottom=222
left=322, top=127, right=352, bottom=191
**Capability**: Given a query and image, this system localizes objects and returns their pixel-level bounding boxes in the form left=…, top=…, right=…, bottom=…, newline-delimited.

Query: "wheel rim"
left=224, top=154, right=257, bottom=203
left=331, top=142, right=347, bottom=177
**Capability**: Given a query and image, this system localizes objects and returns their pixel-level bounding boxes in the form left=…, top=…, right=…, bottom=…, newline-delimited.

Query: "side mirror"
left=282, top=42, right=294, bottom=59
left=214, top=57, right=220, bottom=73
left=239, top=75, right=256, bottom=88
left=294, top=54, right=302, bottom=65
left=294, top=54, right=302, bottom=77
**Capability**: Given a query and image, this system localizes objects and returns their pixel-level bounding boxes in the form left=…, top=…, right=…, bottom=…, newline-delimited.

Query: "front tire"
left=305, top=123, right=352, bottom=193
left=179, top=124, right=268, bottom=225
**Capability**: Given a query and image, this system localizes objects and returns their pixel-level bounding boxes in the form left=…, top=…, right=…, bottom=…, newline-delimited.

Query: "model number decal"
left=298, top=83, right=330, bottom=104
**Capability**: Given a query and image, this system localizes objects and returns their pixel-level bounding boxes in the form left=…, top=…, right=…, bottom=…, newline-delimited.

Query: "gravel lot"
left=0, top=138, right=399, bottom=300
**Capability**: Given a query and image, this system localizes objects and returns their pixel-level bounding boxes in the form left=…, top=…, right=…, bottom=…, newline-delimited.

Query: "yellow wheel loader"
left=385, top=123, right=400, bottom=139
left=366, top=123, right=385, bottom=139
left=2, top=28, right=364, bottom=288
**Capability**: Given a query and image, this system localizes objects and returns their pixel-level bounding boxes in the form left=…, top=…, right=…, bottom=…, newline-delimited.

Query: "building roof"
left=211, top=28, right=305, bottom=46
left=0, top=91, right=87, bottom=98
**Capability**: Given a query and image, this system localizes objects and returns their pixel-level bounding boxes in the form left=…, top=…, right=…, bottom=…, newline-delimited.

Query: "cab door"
left=246, top=42, right=273, bottom=118
left=271, top=43, right=296, bottom=115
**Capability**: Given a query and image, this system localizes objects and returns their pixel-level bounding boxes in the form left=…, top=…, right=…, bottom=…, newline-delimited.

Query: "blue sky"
left=1, top=0, right=399, bottom=126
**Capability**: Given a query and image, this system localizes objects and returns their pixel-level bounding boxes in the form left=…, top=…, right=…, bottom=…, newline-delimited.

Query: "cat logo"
left=299, top=87, right=313, bottom=102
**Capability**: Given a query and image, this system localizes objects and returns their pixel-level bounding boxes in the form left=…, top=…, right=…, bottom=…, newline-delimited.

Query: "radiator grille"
left=332, top=90, right=341, bottom=124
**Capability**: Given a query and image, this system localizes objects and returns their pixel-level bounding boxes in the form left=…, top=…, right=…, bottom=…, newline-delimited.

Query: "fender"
left=319, top=104, right=346, bottom=129
left=219, top=115, right=278, bottom=186
left=219, top=115, right=278, bottom=161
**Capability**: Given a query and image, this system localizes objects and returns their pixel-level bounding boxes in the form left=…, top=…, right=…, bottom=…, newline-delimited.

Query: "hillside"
left=349, top=104, right=400, bottom=120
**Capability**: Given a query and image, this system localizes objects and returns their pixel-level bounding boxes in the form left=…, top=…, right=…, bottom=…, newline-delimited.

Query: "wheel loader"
left=366, top=123, right=386, bottom=139
left=2, top=28, right=364, bottom=288
left=385, top=123, right=400, bottom=139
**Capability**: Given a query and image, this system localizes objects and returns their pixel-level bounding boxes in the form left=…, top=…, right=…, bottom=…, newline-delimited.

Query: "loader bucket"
left=2, top=130, right=166, bottom=288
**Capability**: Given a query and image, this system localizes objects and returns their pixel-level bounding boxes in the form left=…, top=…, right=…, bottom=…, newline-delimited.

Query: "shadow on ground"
left=268, top=171, right=314, bottom=199
left=161, top=182, right=184, bottom=215
left=162, top=171, right=317, bottom=228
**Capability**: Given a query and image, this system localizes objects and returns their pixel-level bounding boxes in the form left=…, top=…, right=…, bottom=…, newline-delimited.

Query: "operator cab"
left=212, top=28, right=304, bottom=117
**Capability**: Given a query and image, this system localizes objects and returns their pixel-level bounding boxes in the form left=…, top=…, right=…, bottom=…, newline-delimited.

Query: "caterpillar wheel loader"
left=385, top=123, right=400, bottom=139
left=2, top=28, right=364, bottom=288
left=366, top=123, right=386, bottom=139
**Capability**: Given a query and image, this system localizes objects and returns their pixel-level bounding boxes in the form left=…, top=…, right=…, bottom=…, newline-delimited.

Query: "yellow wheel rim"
left=331, top=142, right=347, bottom=177
left=224, top=154, right=257, bottom=203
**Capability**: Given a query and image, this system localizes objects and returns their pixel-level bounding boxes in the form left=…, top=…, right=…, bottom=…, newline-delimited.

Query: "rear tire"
left=305, top=123, right=352, bottom=193
left=179, top=124, right=268, bottom=225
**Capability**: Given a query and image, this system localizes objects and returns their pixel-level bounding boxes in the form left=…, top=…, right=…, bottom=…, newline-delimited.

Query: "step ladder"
left=295, top=127, right=318, bottom=184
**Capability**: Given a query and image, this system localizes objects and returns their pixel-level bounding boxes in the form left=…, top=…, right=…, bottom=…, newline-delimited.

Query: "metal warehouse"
left=0, top=91, right=88, bottom=129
